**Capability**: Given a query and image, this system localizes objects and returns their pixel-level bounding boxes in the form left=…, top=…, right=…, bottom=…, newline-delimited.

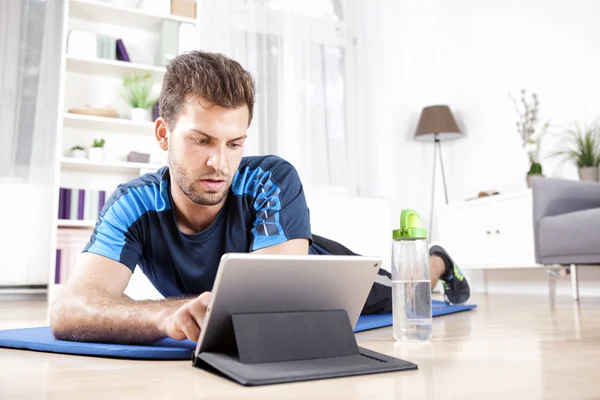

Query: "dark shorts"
left=312, top=234, right=392, bottom=315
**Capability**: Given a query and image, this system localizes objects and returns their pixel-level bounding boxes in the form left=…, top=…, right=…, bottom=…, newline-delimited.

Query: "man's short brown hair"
left=159, top=51, right=255, bottom=129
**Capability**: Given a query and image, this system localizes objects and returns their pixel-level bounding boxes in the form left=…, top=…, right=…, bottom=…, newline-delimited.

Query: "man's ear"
left=155, top=118, right=170, bottom=151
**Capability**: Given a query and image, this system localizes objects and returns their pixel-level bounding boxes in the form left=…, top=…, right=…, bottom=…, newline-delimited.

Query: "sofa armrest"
left=532, top=177, right=600, bottom=263
left=532, top=178, right=600, bottom=222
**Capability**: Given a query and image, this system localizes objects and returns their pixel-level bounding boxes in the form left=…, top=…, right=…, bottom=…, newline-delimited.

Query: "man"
left=50, top=51, right=469, bottom=344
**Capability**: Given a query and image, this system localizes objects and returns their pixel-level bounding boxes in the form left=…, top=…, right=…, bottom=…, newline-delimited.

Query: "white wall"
left=381, top=0, right=600, bottom=296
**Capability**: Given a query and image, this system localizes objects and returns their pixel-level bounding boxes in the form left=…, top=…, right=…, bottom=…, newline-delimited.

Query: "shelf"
left=66, top=55, right=166, bottom=81
left=57, top=219, right=96, bottom=229
left=69, top=0, right=196, bottom=31
left=61, top=157, right=164, bottom=173
left=63, top=113, right=155, bottom=134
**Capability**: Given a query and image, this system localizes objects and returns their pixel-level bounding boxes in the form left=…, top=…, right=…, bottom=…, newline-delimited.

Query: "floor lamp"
left=414, top=105, right=462, bottom=237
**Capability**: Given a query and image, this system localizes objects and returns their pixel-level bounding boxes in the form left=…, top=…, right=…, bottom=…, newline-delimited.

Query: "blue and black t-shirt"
left=83, top=155, right=329, bottom=297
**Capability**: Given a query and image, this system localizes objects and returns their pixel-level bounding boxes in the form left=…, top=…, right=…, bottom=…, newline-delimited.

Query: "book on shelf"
left=55, top=228, right=93, bottom=285
left=156, top=20, right=179, bottom=66
left=58, top=187, right=107, bottom=221
left=97, top=34, right=117, bottom=60
left=116, top=38, right=131, bottom=62
left=67, top=30, right=132, bottom=62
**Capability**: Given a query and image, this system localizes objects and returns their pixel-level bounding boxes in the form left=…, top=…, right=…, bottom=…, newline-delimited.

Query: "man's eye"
left=228, top=143, right=241, bottom=149
left=195, top=139, right=209, bottom=145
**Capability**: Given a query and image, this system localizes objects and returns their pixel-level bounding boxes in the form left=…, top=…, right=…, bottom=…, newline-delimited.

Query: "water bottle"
left=392, top=209, right=432, bottom=341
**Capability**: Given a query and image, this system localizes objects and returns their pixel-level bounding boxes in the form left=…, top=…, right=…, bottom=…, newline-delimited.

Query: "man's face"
left=164, top=96, right=249, bottom=206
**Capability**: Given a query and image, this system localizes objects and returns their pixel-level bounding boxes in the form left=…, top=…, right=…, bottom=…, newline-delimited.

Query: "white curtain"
left=197, top=0, right=354, bottom=191
left=0, top=0, right=63, bottom=286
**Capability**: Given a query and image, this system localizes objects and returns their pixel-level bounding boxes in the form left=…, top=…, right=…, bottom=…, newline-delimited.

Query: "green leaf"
left=548, top=121, right=600, bottom=168
left=121, top=72, right=158, bottom=109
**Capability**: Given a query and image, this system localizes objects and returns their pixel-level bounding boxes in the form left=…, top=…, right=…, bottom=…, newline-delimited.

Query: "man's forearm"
left=50, top=288, right=189, bottom=344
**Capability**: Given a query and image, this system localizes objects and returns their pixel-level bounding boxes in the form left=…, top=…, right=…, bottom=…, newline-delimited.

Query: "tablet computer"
left=193, top=253, right=382, bottom=357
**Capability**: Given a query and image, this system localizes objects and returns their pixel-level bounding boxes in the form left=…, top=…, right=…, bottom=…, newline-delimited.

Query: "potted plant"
left=121, top=72, right=158, bottom=122
left=510, top=89, right=550, bottom=187
left=550, top=122, right=600, bottom=182
left=69, top=145, right=86, bottom=159
left=88, top=138, right=106, bottom=162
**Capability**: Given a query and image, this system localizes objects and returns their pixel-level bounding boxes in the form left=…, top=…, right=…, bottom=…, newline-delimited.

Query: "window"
left=201, top=0, right=355, bottom=188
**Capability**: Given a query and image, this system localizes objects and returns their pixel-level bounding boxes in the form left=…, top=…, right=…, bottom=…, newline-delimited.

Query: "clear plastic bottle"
left=392, top=209, right=432, bottom=341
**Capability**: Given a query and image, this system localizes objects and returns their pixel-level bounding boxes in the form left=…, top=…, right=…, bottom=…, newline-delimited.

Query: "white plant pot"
left=88, top=147, right=105, bottom=162
left=578, top=167, right=599, bottom=182
left=526, top=174, right=544, bottom=188
left=70, top=149, right=86, bottom=159
left=130, top=108, right=151, bottom=122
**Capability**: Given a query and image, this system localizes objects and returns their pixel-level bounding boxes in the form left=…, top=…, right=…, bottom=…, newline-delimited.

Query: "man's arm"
left=50, top=253, right=210, bottom=344
left=252, top=238, right=309, bottom=255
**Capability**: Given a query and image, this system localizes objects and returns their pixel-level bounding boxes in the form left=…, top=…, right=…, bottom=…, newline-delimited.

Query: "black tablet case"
left=193, top=310, right=417, bottom=386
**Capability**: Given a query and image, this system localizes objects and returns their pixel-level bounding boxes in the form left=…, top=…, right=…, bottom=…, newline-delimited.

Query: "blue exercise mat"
left=0, top=327, right=197, bottom=360
left=0, top=300, right=475, bottom=360
left=354, top=300, right=477, bottom=333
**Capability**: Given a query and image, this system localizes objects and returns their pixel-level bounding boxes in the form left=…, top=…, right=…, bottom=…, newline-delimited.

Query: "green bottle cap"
left=392, top=209, right=428, bottom=240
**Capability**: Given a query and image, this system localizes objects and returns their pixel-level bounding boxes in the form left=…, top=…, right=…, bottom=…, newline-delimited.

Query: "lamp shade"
left=414, top=105, right=461, bottom=141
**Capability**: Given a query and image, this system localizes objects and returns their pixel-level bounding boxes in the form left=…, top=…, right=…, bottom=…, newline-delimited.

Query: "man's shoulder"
left=232, top=156, right=302, bottom=197
left=102, top=166, right=171, bottom=216
left=238, top=155, right=294, bottom=172
left=121, top=166, right=168, bottom=189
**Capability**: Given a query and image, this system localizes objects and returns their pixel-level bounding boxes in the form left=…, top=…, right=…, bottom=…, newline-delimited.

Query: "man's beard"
left=168, top=150, right=230, bottom=206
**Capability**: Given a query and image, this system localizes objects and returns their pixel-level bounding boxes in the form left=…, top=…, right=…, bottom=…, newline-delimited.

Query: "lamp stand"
left=429, top=133, right=449, bottom=237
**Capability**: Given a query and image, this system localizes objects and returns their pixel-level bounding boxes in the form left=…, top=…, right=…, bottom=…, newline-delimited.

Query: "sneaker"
left=429, top=245, right=470, bottom=304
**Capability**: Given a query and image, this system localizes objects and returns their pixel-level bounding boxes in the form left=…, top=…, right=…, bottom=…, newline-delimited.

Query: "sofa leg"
left=570, top=264, right=579, bottom=301
left=546, top=265, right=561, bottom=304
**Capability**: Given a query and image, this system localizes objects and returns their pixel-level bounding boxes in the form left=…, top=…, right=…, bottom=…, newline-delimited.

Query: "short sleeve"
left=82, top=185, right=144, bottom=272
left=241, top=160, right=312, bottom=251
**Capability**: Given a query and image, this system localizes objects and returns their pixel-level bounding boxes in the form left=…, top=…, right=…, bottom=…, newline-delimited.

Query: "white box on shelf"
left=67, top=30, right=97, bottom=59
left=156, top=20, right=179, bottom=66
left=178, top=23, right=198, bottom=55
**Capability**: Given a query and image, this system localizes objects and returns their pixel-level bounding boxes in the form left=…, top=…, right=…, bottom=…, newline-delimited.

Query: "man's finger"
left=179, top=314, right=201, bottom=342
left=187, top=303, right=207, bottom=332
left=167, top=318, right=187, bottom=341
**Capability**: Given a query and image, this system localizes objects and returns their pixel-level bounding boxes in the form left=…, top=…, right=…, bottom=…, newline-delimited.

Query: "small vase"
left=578, top=167, right=599, bottom=182
left=130, top=108, right=151, bottom=122
left=526, top=174, right=544, bottom=188
left=70, top=149, right=86, bottom=159
left=88, top=147, right=104, bottom=162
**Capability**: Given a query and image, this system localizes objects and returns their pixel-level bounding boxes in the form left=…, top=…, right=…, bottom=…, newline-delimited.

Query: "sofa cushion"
left=539, top=207, right=600, bottom=264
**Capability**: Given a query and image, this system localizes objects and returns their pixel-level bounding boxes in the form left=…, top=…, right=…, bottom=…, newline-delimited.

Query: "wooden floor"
left=0, top=294, right=598, bottom=400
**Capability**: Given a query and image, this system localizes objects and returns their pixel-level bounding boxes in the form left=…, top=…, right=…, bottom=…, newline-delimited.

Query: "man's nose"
left=206, top=147, right=227, bottom=172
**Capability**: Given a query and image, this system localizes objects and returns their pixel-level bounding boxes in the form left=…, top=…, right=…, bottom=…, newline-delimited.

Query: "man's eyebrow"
left=187, top=129, right=247, bottom=142
left=187, top=129, right=214, bottom=140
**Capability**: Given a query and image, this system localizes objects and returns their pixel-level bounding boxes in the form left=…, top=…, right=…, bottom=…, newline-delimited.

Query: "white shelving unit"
left=66, top=55, right=166, bottom=81
left=61, top=157, right=164, bottom=173
left=70, top=0, right=197, bottom=31
left=57, top=219, right=96, bottom=229
left=48, top=0, right=198, bottom=304
left=63, top=113, right=155, bottom=134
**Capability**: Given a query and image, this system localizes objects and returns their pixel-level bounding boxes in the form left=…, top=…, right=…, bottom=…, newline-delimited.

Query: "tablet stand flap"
left=232, top=310, right=359, bottom=364
left=193, top=309, right=419, bottom=386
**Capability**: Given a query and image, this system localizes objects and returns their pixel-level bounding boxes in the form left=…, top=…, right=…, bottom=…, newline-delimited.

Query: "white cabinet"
left=437, top=190, right=539, bottom=269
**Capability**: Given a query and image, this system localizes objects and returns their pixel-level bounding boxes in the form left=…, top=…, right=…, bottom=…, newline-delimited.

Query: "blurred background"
left=1, top=0, right=599, bottom=301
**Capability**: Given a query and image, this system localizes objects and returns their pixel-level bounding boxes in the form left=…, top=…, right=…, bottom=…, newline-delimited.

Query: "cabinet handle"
left=496, top=229, right=500, bottom=234
left=486, top=230, right=491, bottom=235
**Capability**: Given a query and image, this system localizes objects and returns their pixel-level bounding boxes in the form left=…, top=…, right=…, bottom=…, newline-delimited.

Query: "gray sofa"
left=532, top=177, right=600, bottom=300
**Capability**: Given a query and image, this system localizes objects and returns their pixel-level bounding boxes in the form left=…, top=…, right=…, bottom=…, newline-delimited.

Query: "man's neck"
left=170, top=183, right=227, bottom=235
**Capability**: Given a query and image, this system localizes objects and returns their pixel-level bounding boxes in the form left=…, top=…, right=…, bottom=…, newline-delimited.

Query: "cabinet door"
left=487, top=195, right=536, bottom=266
left=437, top=202, right=494, bottom=267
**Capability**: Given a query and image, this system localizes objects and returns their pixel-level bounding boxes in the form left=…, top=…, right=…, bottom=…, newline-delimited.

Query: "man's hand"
left=160, top=292, right=212, bottom=341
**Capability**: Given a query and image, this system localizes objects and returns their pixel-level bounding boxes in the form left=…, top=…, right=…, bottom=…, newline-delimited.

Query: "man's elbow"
left=49, top=293, right=82, bottom=341
left=50, top=298, right=70, bottom=340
